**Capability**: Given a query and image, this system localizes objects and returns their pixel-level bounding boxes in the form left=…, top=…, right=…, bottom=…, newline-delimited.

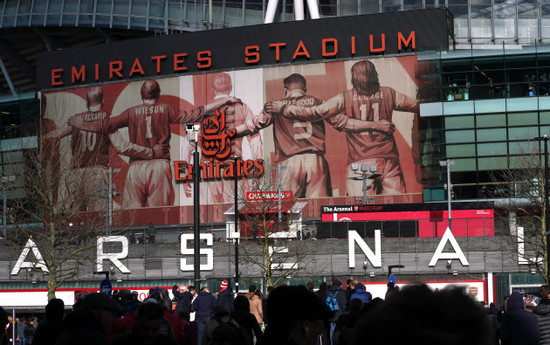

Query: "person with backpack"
left=327, top=279, right=347, bottom=345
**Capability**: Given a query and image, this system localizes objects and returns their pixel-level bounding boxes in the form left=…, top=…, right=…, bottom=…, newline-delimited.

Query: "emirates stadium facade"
left=0, top=0, right=548, bottom=310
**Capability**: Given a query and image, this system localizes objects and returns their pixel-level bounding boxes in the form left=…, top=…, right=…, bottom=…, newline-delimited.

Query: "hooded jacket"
left=500, top=292, right=541, bottom=345
left=534, top=298, right=550, bottom=344
left=350, top=284, right=370, bottom=304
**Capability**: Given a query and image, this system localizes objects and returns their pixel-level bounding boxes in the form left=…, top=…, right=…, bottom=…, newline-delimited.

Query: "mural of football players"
left=265, top=60, right=421, bottom=196
left=69, top=79, right=240, bottom=208
left=200, top=72, right=263, bottom=204
left=43, top=86, right=158, bottom=212
left=239, top=73, right=380, bottom=198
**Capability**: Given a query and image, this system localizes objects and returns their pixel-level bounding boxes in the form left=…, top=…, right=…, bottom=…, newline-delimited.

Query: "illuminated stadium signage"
left=37, top=8, right=450, bottom=89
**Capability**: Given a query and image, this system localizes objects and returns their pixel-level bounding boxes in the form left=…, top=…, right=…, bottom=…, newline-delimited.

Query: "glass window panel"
left=63, top=1, right=77, bottom=12
left=31, top=0, right=48, bottom=12
left=473, top=56, right=505, bottom=72
left=510, top=155, right=534, bottom=169
left=131, top=0, right=148, bottom=15
left=404, top=0, right=422, bottom=11
left=79, top=14, right=93, bottom=25
left=541, top=112, right=550, bottom=124
left=80, top=0, right=95, bottom=13
left=61, top=15, right=77, bottom=25
left=544, top=0, right=550, bottom=17
left=18, top=0, right=32, bottom=12
left=446, top=144, right=476, bottom=157
left=130, top=17, right=147, bottom=28
left=96, top=0, right=113, bottom=14
left=445, top=116, right=474, bottom=129
left=454, top=158, right=477, bottom=171
left=149, top=18, right=164, bottom=30
left=477, top=128, right=507, bottom=141
left=2, top=151, right=23, bottom=163
left=112, top=16, right=129, bottom=28
left=442, top=59, right=471, bottom=73
left=509, top=112, right=539, bottom=126
left=519, top=0, right=539, bottom=19
left=30, top=15, right=45, bottom=25
left=95, top=15, right=110, bottom=26
left=506, top=55, right=537, bottom=68
left=478, top=142, right=507, bottom=156
left=360, top=3, right=380, bottom=14
left=477, top=113, right=506, bottom=127
left=479, top=157, right=506, bottom=170
left=509, top=141, right=537, bottom=155
left=382, top=0, right=401, bottom=12
left=47, top=1, right=62, bottom=11
left=168, top=2, right=183, bottom=21
left=45, top=15, right=60, bottom=25
left=445, top=130, right=475, bottom=143
left=539, top=125, right=550, bottom=136
left=150, top=1, right=165, bottom=17
left=113, top=2, right=130, bottom=15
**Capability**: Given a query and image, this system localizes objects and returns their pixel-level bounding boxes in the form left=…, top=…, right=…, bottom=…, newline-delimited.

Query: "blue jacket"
left=192, top=291, right=217, bottom=320
left=350, top=285, right=370, bottom=304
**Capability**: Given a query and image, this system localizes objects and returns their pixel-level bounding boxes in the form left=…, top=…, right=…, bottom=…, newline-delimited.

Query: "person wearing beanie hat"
left=264, top=285, right=333, bottom=345
left=217, top=280, right=235, bottom=316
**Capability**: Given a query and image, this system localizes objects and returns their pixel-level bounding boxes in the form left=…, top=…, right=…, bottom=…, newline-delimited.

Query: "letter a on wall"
left=429, top=227, right=469, bottom=266
left=11, top=237, right=49, bottom=275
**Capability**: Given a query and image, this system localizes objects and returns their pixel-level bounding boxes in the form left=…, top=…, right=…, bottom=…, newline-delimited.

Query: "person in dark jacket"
left=216, top=280, right=235, bottom=314
left=534, top=285, right=550, bottom=344
left=327, top=279, right=347, bottom=345
left=111, top=302, right=178, bottom=345
left=192, top=286, right=217, bottom=345
left=33, top=298, right=65, bottom=345
left=500, top=291, right=541, bottom=345
left=263, top=285, right=333, bottom=345
left=231, top=295, right=263, bottom=344
left=173, top=284, right=193, bottom=316
left=350, top=283, right=370, bottom=304
left=56, top=293, right=122, bottom=345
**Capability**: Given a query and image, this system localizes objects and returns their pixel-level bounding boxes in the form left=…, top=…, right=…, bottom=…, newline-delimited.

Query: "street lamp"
left=347, top=164, right=380, bottom=204
left=439, top=159, right=455, bottom=231
left=234, top=156, right=239, bottom=296
left=186, top=123, right=201, bottom=289
left=534, top=135, right=550, bottom=283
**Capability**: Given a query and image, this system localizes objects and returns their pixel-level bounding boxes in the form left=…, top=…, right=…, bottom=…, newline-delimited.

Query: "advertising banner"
left=41, top=55, right=425, bottom=225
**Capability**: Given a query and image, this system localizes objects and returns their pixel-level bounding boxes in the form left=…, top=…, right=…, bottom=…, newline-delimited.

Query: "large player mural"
left=40, top=56, right=425, bottom=225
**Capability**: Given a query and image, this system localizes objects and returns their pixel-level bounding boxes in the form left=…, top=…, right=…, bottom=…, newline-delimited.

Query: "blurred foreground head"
left=352, top=284, right=493, bottom=345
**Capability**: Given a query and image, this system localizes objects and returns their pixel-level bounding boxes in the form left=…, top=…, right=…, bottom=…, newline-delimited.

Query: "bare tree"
left=236, top=167, right=314, bottom=288
left=488, top=140, right=549, bottom=282
left=4, top=137, right=105, bottom=300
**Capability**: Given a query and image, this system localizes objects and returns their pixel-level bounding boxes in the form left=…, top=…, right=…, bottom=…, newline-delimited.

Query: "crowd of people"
left=4, top=279, right=550, bottom=345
